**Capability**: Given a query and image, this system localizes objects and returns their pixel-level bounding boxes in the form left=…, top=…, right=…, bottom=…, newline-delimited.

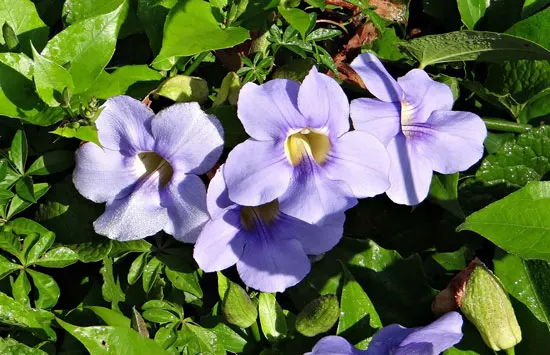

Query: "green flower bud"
left=2, top=22, right=19, bottom=51
left=295, top=294, right=339, bottom=337
left=156, top=75, right=209, bottom=104
left=460, top=264, right=521, bottom=351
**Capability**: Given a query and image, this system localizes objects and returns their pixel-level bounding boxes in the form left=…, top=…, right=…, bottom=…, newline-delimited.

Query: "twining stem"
left=483, top=118, right=532, bottom=133
left=183, top=51, right=210, bottom=76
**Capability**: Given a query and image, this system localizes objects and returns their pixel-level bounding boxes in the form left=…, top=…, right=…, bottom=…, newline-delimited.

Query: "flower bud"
left=2, top=22, right=19, bottom=51
left=460, top=264, right=521, bottom=351
left=156, top=75, right=209, bottom=103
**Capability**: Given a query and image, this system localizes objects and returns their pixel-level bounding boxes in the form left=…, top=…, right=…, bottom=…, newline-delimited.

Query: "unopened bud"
left=156, top=75, right=209, bottom=104
left=2, top=22, right=19, bottom=51
left=460, top=264, right=521, bottom=351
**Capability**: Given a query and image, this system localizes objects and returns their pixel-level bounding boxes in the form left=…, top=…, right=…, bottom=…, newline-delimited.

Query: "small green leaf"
left=15, top=176, right=36, bottom=203
left=7, top=183, right=50, bottom=219
left=398, top=31, right=550, bottom=68
left=142, top=309, right=179, bottom=324
left=222, top=280, right=258, bottom=328
left=136, top=0, right=178, bottom=54
left=164, top=266, right=202, bottom=298
left=0, top=338, right=48, bottom=355
left=86, top=306, right=131, bottom=328
left=278, top=7, right=315, bottom=39
left=457, top=0, right=486, bottom=30
left=127, top=253, right=148, bottom=285
left=34, top=246, right=78, bottom=268
left=259, top=293, right=287, bottom=342
left=296, top=294, right=340, bottom=337
left=26, top=231, right=55, bottom=265
left=56, top=318, right=169, bottom=354
left=0, top=230, right=22, bottom=257
left=0, top=291, right=56, bottom=340
left=0, top=0, right=48, bottom=55
left=50, top=126, right=100, bottom=145
left=0, top=254, right=20, bottom=280
left=200, top=315, right=247, bottom=353
left=459, top=181, right=550, bottom=261
left=2, top=22, right=19, bottom=51
left=100, top=257, right=126, bottom=309
left=142, top=256, right=162, bottom=293
left=131, top=307, right=149, bottom=338
left=156, top=75, right=209, bottom=103
left=73, top=240, right=112, bottom=263
left=429, top=173, right=465, bottom=218
left=27, top=150, right=74, bottom=176
left=13, top=271, right=31, bottom=306
left=154, top=325, right=177, bottom=348
left=9, top=130, right=27, bottom=174
left=179, top=323, right=225, bottom=355
left=31, top=44, right=75, bottom=107
left=27, top=269, right=60, bottom=309
left=212, top=72, right=241, bottom=107
left=153, top=0, right=250, bottom=68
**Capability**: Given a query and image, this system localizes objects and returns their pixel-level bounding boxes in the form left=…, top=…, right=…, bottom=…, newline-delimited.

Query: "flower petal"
left=237, top=79, right=306, bottom=140
left=93, top=174, right=168, bottom=241
left=405, top=111, right=487, bottom=174
left=73, top=143, right=140, bottom=203
left=397, top=69, right=454, bottom=124
left=160, top=172, right=210, bottom=243
left=95, top=95, right=155, bottom=153
left=274, top=212, right=344, bottom=256
left=152, top=102, right=224, bottom=175
left=298, top=66, right=350, bottom=137
left=393, top=343, right=434, bottom=355
left=193, top=208, right=246, bottom=272
left=279, top=160, right=357, bottom=224
left=385, top=134, right=433, bottom=206
left=306, top=336, right=365, bottom=355
left=399, top=312, right=463, bottom=354
left=349, top=98, right=401, bottom=145
left=224, top=139, right=293, bottom=206
left=324, top=131, right=390, bottom=198
left=237, top=232, right=310, bottom=292
left=366, top=324, right=414, bottom=355
left=206, top=165, right=234, bottom=220
left=350, top=52, right=402, bottom=103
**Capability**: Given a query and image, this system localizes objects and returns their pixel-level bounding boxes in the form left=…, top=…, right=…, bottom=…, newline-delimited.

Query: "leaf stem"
left=505, top=347, right=515, bottom=355
left=249, top=320, right=261, bottom=343
left=183, top=51, right=210, bottom=76
left=483, top=118, right=532, bottom=133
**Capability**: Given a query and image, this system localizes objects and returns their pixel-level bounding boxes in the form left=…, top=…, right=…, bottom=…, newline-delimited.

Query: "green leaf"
left=0, top=291, right=55, bottom=340
left=109, top=239, right=152, bottom=258
left=457, top=0, right=486, bottom=30
left=154, top=325, right=177, bottom=349
left=0, top=338, right=48, bottom=355
left=27, top=150, right=74, bottom=176
left=86, top=306, right=131, bottom=328
left=522, top=0, right=550, bottom=18
left=164, top=263, right=202, bottom=298
left=127, top=253, right=148, bottom=285
left=337, top=264, right=382, bottom=349
left=27, top=269, right=59, bottom=309
left=212, top=72, right=240, bottom=107
left=100, top=257, right=125, bottom=309
left=62, top=0, right=128, bottom=27
left=131, top=307, right=149, bottom=337
left=0, top=0, right=48, bottom=55
left=429, top=173, right=464, bottom=218
left=26, top=231, right=55, bottom=265
left=258, top=293, right=287, bottom=342
left=73, top=240, right=112, bottom=262
left=278, top=7, right=314, bottom=39
left=142, top=309, right=179, bottom=324
left=296, top=294, right=340, bottom=337
left=7, top=217, right=50, bottom=236
left=371, top=27, right=407, bottom=61
left=15, top=176, right=36, bottom=203
left=109, top=65, right=163, bottom=97
left=137, top=0, right=178, bottom=54
left=206, top=105, right=247, bottom=148
left=50, top=125, right=100, bottom=145
left=7, top=183, right=49, bottom=219
left=0, top=230, right=22, bottom=257
left=0, top=254, right=20, bottom=280
left=476, top=126, right=550, bottom=187
left=222, top=280, right=258, bottom=328
left=41, top=2, right=125, bottom=93
left=460, top=79, right=522, bottom=118
left=156, top=75, right=209, bottom=103
left=56, top=318, right=169, bottom=354
left=9, top=130, right=27, bottom=174
left=153, top=0, right=250, bottom=69
left=200, top=315, right=247, bottom=354
left=398, top=31, right=550, bottom=68
left=178, top=323, right=225, bottom=355
left=13, top=271, right=31, bottom=306
left=459, top=181, right=550, bottom=261
left=31, top=44, right=75, bottom=107
left=35, top=246, right=78, bottom=268
left=142, top=256, right=162, bottom=293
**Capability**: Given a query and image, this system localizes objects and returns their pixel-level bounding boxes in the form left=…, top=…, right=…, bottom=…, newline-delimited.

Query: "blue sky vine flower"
left=224, top=66, right=390, bottom=224
left=73, top=96, right=223, bottom=242
left=193, top=166, right=344, bottom=292
left=350, top=53, right=487, bottom=205
left=306, top=311, right=463, bottom=355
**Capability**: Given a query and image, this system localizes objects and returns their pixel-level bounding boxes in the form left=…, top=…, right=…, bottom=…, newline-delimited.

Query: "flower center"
left=136, top=152, right=173, bottom=187
left=401, top=99, right=415, bottom=127
left=284, top=128, right=330, bottom=167
left=240, top=200, right=280, bottom=232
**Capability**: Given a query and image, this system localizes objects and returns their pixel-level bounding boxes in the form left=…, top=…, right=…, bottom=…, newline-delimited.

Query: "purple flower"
left=223, top=66, right=390, bottom=224
left=193, top=165, right=344, bottom=292
left=350, top=53, right=487, bottom=205
left=73, top=96, right=223, bottom=242
left=306, top=312, right=463, bottom=355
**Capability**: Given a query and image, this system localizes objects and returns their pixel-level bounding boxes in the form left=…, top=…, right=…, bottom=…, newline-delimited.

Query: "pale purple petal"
left=306, top=336, right=365, bottom=355
left=350, top=52, right=402, bottom=103
left=237, top=80, right=306, bottom=140
left=349, top=98, right=401, bottom=145
left=366, top=325, right=415, bottom=355
left=160, top=172, right=210, bottom=243
left=93, top=175, right=168, bottom=241
left=273, top=212, right=344, bottom=256
left=297, top=66, right=350, bottom=137
left=151, top=102, right=223, bottom=175
left=397, top=69, right=454, bottom=124
left=73, top=143, right=140, bottom=203
left=279, top=160, right=357, bottom=224
left=405, top=111, right=487, bottom=174
left=399, top=312, right=463, bottom=354
left=95, top=96, right=155, bottom=153
left=193, top=208, right=246, bottom=272
left=324, top=131, right=390, bottom=198
left=237, top=234, right=310, bottom=293
left=385, top=134, right=433, bottom=205
left=206, top=166, right=234, bottom=220
left=224, top=139, right=293, bottom=206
